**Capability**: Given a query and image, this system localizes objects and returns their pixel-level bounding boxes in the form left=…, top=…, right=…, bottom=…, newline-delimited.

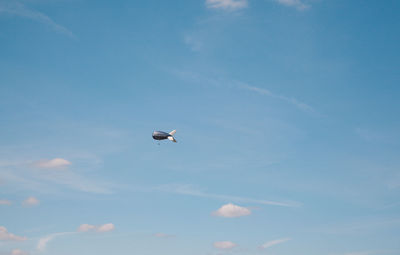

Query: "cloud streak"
left=154, top=233, right=175, bottom=238
left=259, top=238, right=291, bottom=249
left=174, top=71, right=315, bottom=113
left=37, top=224, right=115, bottom=252
left=0, top=226, right=27, bottom=241
left=34, top=158, right=71, bottom=169
left=77, top=223, right=115, bottom=233
left=37, top=232, right=74, bottom=252
left=0, top=1, right=75, bottom=38
left=206, top=0, right=247, bottom=10
left=276, top=0, right=310, bottom=10
left=238, top=83, right=315, bottom=113
left=214, top=241, right=238, bottom=249
left=316, top=218, right=400, bottom=235
left=156, top=184, right=301, bottom=207
left=0, top=158, right=113, bottom=194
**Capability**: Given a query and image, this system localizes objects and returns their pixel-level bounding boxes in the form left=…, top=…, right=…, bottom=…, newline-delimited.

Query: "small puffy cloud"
left=0, top=199, right=11, bottom=205
left=77, top=224, right=96, bottom=232
left=78, top=223, right=115, bottom=233
left=206, top=0, right=247, bottom=10
left=276, top=0, right=309, bottom=10
left=214, top=241, right=238, bottom=249
left=97, top=223, right=115, bottom=233
left=0, top=226, right=27, bottom=241
left=22, top=197, right=39, bottom=207
left=259, top=238, right=291, bottom=249
left=11, top=249, right=29, bottom=255
left=35, top=158, right=71, bottom=169
left=212, top=203, right=251, bottom=218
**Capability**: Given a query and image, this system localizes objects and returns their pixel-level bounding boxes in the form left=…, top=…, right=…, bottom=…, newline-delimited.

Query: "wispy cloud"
left=0, top=1, right=75, bottom=38
left=0, top=199, right=11, bottom=205
left=34, top=158, right=71, bottom=169
left=10, top=249, right=29, bottom=255
left=174, top=71, right=315, bottom=113
left=22, top=196, right=40, bottom=207
left=37, top=232, right=74, bottom=252
left=0, top=158, right=113, bottom=194
left=238, top=83, right=315, bottom=113
left=214, top=241, right=238, bottom=249
left=275, top=0, right=310, bottom=10
left=154, top=233, right=175, bottom=238
left=212, top=203, right=251, bottom=218
left=0, top=226, right=27, bottom=241
left=77, top=223, right=115, bottom=233
left=259, top=238, right=291, bottom=249
left=354, top=128, right=398, bottom=144
left=37, top=224, right=115, bottom=252
left=156, top=184, right=301, bottom=207
left=206, top=0, right=248, bottom=10
left=316, top=218, right=400, bottom=235
left=184, top=35, right=203, bottom=52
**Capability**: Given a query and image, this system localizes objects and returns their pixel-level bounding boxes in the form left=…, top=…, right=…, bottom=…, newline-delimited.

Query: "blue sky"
left=1, top=0, right=400, bottom=254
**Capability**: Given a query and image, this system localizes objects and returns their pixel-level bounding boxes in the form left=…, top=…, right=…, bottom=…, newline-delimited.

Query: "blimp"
left=152, top=130, right=177, bottom=143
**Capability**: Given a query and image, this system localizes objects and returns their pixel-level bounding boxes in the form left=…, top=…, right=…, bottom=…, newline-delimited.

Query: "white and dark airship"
left=152, top=130, right=177, bottom=143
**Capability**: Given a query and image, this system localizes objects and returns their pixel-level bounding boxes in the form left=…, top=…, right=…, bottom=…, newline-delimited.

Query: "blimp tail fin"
left=168, top=136, right=177, bottom=142
left=169, top=130, right=176, bottom=136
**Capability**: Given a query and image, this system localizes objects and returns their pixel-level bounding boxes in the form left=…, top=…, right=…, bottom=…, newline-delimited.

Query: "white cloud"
left=11, top=249, right=29, bottom=255
left=0, top=199, right=11, bottom=205
left=0, top=1, right=75, bottom=38
left=77, top=223, right=115, bottom=233
left=0, top=226, right=27, bottom=241
left=77, top=224, right=96, bottom=232
left=37, top=232, right=73, bottom=252
left=259, top=238, right=291, bottom=249
left=97, top=223, right=115, bottom=233
left=206, top=0, right=247, bottom=10
left=22, top=197, right=39, bottom=206
left=212, top=203, right=251, bottom=218
left=276, top=0, right=309, bottom=10
left=37, top=235, right=54, bottom=252
left=214, top=241, right=238, bottom=249
left=35, top=158, right=71, bottom=169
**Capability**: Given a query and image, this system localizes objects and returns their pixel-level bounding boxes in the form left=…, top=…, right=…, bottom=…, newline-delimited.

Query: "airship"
left=152, top=130, right=177, bottom=143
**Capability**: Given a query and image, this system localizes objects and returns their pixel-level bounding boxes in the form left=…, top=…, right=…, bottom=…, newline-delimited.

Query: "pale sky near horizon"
left=1, top=0, right=400, bottom=255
